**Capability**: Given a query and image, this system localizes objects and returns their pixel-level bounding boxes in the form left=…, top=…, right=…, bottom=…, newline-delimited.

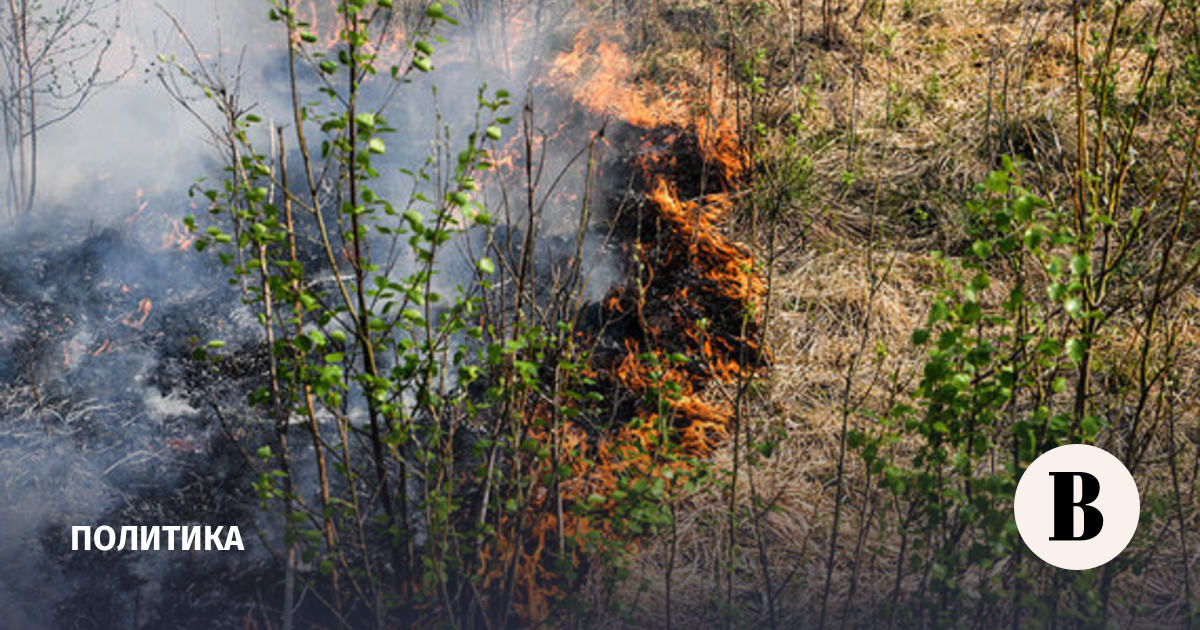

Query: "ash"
left=0, top=225, right=280, bottom=629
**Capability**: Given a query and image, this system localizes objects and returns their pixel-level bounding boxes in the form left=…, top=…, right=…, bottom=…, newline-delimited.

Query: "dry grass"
left=606, top=245, right=939, bottom=624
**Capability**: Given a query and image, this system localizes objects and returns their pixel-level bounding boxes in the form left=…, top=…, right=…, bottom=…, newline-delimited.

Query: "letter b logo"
left=1048, top=471, right=1104, bottom=541
left=1014, top=445, right=1139, bottom=570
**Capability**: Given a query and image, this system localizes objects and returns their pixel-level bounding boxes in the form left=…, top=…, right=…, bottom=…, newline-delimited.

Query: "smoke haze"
left=0, top=1, right=623, bottom=627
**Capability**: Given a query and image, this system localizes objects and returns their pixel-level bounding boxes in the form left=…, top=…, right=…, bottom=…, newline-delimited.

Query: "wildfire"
left=484, top=19, right=766, bottom=623
left=548, top=33, right=686, bottom=129
left=298, top=0, right=413, bottom=69
left=160, top=219, right=196, bottom=251
left=120, top=187, right=196, bottom=252
left=91, top=337, right=114, bottom=357
left=125, top=188, right=150, bottom=224
left=122, top=298, right=153, bottom=329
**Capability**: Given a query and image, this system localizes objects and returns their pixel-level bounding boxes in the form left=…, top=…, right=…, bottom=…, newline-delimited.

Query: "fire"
left=122, top=298, right=153, bottom=329
left=91, top=337, right=114, bottom=357
left=483, top=19, right=766, bottom=623
left=118, top=4, right=765, bottom=620
left=121, top=188, right=195, bottom=252
left=548, top=33, right=686, bottom=129
left=125, top=188, right=149, bottom=224
left=298, top=0, right=412, bottom=68
left=160, top=219, right=196, bottom=251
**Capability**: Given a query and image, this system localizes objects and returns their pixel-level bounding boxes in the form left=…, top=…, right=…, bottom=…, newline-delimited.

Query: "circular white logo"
left=1013, top=444, right=1139, bottom=570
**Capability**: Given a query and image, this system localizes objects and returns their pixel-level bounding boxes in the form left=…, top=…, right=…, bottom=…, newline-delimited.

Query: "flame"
left=299, top=0, right=412, bottom=68
left=160, top=220, right=196, bottom=251
left=126, top=188, right=150, bottom=224
left=91, top=337, right=114, bottom=357
left=481, top=21, right=766, bottom=623
left=122, top=298, right=152, bottom=329
left=548, top=33, right=688, bottom=130
left=141, top=5, right=769, bottom=620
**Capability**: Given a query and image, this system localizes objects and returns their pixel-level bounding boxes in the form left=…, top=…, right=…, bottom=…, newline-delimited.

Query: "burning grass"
left=467, top=19, right=771, bottom=620
left=589, top=0, right=1200, bottom=626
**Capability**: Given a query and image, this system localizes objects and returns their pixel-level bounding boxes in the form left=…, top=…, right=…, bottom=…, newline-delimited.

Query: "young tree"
left=0, top=0, right=127, bottom=219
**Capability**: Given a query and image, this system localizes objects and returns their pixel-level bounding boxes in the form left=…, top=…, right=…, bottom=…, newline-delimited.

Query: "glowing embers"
left=58, top=296, right=154, bottom=368
left=120, top=188, right=198, bottom=252
left=160, top=220, right=196, bottom=252
left=122, top=298, right=153, bottom=329
left=91, top=337, right=114, bottom=358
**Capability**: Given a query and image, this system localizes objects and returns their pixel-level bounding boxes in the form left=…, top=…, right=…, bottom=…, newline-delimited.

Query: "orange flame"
left=122, top=298, right=152, bottom=329
left=125, top=188, right=150, bottom=225
left=160, top=220, right=196, bottom=252
left=483, top=21, right=766, bottom=624
left=91, top=337, right=114, bottom=357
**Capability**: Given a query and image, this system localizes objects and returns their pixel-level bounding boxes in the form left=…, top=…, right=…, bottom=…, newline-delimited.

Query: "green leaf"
left=1024, top=226, right=1045, bottom=249
left=354, top=113, right=376, bottom=130
left=476, top=257, right=495, bottom=275
left=1047, top=283, right=1067, bottom=303
left=485, top=125, right=502, bottom=140
left=1064, top=297, right=1082, bottom=319
left=1080, top=414, right=1105, bottom=438
left=1067, top=338, right=1086, bottom=363
left=985, top=169, right=1008, bottom=194
left=368, top=137, right=386, bottom=154
left=929, top=300, right=950, bottom=324
left=1013, top=194, right=1034, bottom=221
left=1070, top=254, right=1088, bottom=276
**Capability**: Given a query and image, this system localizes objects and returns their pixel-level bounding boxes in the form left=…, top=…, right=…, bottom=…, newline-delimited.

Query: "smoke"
left=0, top=1, right=625, bottom=627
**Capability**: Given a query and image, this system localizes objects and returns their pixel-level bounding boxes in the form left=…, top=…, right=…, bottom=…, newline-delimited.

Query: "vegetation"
left=0, top=0, right=128, bottom=218
left=171, top=0, right=1200, bottom=625
left=7, top=0, right=1200, bottom=627
left=617, top=0, right=1200, bottom=628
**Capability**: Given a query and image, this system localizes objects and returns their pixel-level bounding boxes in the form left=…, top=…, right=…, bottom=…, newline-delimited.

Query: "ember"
left=122, top=298, right=153, bottom=329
